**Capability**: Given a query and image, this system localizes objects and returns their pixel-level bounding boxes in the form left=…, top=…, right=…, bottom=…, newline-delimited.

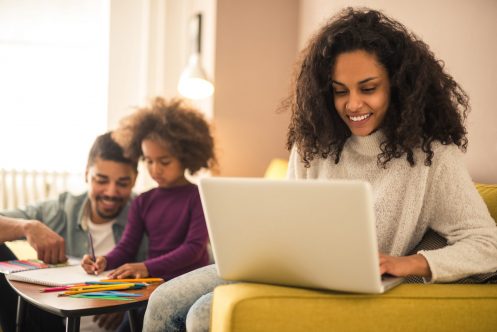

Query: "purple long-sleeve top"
left=105, top=184, right=210, bottom=280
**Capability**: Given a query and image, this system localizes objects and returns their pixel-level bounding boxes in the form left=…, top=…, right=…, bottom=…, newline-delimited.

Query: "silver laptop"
left=198, top=177, right=403, bottom=294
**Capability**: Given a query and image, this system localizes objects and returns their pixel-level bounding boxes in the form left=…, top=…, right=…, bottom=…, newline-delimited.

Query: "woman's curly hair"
left=113, top=97, right=217, bottom=175
left=286, top=7, right=469, bottom=167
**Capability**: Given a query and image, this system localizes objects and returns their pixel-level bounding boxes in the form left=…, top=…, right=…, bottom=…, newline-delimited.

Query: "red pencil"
left=40, top=284, right=85, bottom=292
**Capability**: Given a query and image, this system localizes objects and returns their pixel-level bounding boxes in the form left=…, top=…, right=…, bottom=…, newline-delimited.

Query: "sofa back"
left=476, top=183, right=497, bottom=223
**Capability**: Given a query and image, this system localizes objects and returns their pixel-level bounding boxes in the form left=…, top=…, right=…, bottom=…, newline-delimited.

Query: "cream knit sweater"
left=287, top=131, right=497, bottom=282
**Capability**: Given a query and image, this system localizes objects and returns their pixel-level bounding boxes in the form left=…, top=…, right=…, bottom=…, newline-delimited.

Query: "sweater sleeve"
left=143, top=191, right=208, bottom=279
left=105, top=198, right=145, bottom=269
left=417, top=146, right=497, bottom=282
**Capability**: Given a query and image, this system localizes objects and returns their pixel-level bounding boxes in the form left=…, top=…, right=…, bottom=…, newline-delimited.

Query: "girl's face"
left=141, top=139, right=188, bottom=188
left=331, top=50, right=390, bottom=136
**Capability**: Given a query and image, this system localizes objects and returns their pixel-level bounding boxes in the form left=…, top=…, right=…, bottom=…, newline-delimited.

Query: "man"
left=0, top=132, right=147, bottom=332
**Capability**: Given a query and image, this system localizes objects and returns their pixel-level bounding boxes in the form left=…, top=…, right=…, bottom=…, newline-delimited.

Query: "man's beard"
left=95, top=195, right=125, bottom=220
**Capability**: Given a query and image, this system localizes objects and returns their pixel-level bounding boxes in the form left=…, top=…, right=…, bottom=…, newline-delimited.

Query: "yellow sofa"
left=210, top=183, right=497, bottom=332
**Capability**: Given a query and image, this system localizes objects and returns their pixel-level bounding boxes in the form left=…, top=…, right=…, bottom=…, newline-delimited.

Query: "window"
left=0, top=0, right=109, bottom=174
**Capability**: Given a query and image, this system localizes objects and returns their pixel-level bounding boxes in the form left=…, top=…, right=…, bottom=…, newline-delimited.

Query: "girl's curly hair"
left=286, top=7, right=469, bottom=167
left=113, top=97, right=217, bottom=175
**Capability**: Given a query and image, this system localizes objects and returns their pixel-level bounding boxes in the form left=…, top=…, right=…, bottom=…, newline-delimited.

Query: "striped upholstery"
left=406, top=183, right=497, bottom=284
left=406, top=229, right=497, bottom=284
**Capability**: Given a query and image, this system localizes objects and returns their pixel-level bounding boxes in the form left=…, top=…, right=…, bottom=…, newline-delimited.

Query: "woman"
left=142, top=8, right=497, bottom=332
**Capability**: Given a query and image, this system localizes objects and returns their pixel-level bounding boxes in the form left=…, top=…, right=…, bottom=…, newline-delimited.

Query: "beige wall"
left=107, top=0, right=299, bottom=178
left=298, top=0, right=497, bottom=183
left=108, top=1, right=496, bottom=182
left=213, top=0, right=298, bottom=177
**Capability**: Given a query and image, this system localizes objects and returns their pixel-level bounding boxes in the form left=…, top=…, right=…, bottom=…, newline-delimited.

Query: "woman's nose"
left=345, top=93, right=363, bottom=112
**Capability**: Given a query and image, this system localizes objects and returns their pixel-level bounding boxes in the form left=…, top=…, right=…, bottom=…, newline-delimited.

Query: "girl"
left=142, top=8, right=497, bottom=332
left=81, top=97, right=216, bottom=281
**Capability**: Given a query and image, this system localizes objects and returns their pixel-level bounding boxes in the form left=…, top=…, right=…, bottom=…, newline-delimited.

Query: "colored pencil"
left=100, top=278, right=164, bottom=283
left=59, top=283, right=140, bottom=296
left=40, top=284, right=86, bottom=292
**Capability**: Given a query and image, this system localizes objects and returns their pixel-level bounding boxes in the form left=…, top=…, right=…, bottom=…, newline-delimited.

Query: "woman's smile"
left=331, top=50, right=390, bottom=136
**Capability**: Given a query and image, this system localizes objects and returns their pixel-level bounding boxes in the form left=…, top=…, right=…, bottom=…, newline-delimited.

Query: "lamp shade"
left=178, top=53, right=214, bottom=99
left=178, top=13, right=214, bottom=100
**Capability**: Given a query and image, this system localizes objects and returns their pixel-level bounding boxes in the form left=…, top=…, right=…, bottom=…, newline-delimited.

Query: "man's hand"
left=23, top=220, right=66, bottom=264
left=93, top=312, right=125, bottom=330
left=379, top=253, right=432, bottom=278
left=107, top=262, right=149, bottom=279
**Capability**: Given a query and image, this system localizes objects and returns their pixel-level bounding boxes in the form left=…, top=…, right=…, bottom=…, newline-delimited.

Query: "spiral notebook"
left=6, top=264, right=109, bottom=286
left=0, top=259, right=73, bottom=274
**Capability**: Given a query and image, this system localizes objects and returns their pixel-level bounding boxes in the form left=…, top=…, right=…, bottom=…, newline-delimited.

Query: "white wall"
left=0, top=0, right=108, bottom=174
left=107, top=0, right=216, bottom=128
left=107, top=0, right=150, bottom=129
left=106, top=0, right=218, bottom=190
left=298, top=0, right=497, bottom=183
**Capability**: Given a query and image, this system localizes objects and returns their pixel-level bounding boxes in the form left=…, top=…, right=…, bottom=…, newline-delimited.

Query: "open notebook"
left=6, top=263, right=109, bottom=287
left=0, top=259, right=75, bottom=274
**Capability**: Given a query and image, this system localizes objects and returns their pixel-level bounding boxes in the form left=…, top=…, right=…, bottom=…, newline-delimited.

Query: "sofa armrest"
left=211, top=283, right=497, bottom=332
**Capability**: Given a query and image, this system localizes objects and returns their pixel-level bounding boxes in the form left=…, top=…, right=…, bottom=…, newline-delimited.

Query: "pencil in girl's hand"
left=87, top=232, right=96, bottom=262
left=87, top=231, right=99, bottom=275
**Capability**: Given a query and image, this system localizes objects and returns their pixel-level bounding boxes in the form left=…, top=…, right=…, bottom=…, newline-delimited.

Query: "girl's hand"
left=379, top=253, right=432, bottom=278
left=107, top=262, right=149, bottom=279
left=81, top=254, right=107, bottom=275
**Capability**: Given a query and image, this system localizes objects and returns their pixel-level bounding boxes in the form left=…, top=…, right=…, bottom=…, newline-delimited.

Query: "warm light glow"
left=177, top=54, right=214, bottom=99
left=178, top=76, right=214, bottom=100
left=264, top=158, right=289, bottom=179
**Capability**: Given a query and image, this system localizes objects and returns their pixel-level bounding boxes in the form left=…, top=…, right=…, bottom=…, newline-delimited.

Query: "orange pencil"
left=59, top=283, right=138, bottom=296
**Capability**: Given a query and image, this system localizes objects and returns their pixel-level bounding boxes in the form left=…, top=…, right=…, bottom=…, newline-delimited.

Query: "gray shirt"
left=0, top=191, right=147, bottom=261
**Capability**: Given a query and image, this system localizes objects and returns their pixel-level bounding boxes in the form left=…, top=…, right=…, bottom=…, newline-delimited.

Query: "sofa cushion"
left=211, top=283, right=497, bottom=332
left=476, top=183, right=497, bottom=223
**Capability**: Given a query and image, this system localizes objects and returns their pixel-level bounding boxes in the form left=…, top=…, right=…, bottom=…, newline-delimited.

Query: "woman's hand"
left=107, top=262, right=149, bottom=279
left=379, top=253, right=432, bottom=278
left=81, top=255, right=107, bottom=275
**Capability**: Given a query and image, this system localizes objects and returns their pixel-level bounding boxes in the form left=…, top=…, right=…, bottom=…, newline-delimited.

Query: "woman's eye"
left=362, top=87, right=376, bottom=93
left=333, top=90, right=347, bottom=96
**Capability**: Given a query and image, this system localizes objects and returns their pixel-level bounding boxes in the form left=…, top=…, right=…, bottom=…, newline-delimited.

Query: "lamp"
left=178, top=13, right=214, bottom=100
left=264, top=158, right=289, bottom=179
